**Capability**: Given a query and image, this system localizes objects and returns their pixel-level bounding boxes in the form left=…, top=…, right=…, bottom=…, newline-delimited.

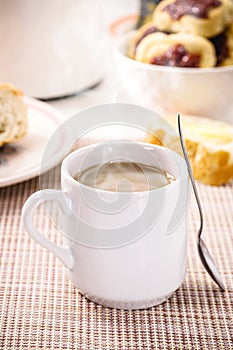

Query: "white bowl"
left=113, top=33, right=233, bottom=123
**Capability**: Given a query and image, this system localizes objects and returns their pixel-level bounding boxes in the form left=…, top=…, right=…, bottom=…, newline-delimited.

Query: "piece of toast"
left=0, top=82, right=28, bottom=148
left=145, top=115, right=233, bottom=186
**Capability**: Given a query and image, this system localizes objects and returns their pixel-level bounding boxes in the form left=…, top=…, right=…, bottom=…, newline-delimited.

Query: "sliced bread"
left=0, top=82, right=27, bottom=147
left=145, top=115, right=233, bottom=185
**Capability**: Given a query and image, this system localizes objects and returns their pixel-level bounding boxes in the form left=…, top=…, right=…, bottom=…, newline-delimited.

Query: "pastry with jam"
left=135, top=32, right=216, bottom=67
left=128, top=22, right=160, bottom=59
left=153, top=0, right=233, bottom=38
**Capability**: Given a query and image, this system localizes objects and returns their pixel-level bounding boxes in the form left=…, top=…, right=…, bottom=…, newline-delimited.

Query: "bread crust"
left=0, top=82, right=27, bottom=147
left=0, top=82, right=24, bottom=97
left=145, top=115, right=233, bottom=186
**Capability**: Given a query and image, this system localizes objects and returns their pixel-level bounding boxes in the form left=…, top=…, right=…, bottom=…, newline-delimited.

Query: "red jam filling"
left=163, top=0, right=221, bottom=20
left=150, top=44, right=201, bottom=67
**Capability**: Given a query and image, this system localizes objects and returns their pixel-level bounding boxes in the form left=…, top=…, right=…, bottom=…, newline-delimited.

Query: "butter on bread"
left=0, top=82, right=27, bottom=147
left=145, top=115, right=233, bottom=185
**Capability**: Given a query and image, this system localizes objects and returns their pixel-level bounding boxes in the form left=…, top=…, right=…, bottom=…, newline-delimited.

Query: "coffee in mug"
left=74, top=161, right=175, bottom=192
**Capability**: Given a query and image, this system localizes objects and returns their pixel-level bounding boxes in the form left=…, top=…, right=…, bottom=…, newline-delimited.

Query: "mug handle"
left=22, top=189, right=73, bottom=270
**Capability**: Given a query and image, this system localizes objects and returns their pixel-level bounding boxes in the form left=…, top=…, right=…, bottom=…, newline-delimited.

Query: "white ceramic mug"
left=22, top=140, right=190, bottom=309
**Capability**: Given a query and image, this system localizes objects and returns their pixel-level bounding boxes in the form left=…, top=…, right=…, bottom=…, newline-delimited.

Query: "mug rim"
left=61, top=141, right=187, bottom=195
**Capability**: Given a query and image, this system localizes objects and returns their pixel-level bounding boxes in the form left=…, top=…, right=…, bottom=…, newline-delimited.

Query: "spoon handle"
left=178, top=114, right=225, bottom=291
left=177, top=114, right=203, bottom=239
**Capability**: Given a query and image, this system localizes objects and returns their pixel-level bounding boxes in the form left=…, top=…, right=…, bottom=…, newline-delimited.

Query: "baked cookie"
left=135, top=32, right=216, bottom=67
left=153, top=0, right=233, bottom=38
left=128, top=22, right=160, bottom=59
left=145, top=114, right=233, bottom=185
left=0, top=83, right=28, bottom=147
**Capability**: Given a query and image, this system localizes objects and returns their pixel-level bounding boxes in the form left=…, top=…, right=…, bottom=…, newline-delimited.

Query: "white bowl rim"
left=114, top=32, right=233, bottom=74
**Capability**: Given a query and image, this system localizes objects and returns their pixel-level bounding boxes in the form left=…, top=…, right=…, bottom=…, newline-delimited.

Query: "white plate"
left=0, top=97, right=67, bottom=187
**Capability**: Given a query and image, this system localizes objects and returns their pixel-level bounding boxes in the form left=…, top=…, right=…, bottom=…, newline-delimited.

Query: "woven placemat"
left=0, top=143, right=233, bottom=349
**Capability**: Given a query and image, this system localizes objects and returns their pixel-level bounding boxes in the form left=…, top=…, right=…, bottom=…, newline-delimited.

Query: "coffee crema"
left=74, top=161, right=175, bottom=192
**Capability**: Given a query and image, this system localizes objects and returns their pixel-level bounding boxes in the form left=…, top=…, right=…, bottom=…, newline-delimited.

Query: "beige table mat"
left=0, top=150, right=233, bottom=350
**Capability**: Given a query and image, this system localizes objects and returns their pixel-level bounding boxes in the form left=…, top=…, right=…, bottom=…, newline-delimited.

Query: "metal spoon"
left=178, top=114, right=225, bottom=291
